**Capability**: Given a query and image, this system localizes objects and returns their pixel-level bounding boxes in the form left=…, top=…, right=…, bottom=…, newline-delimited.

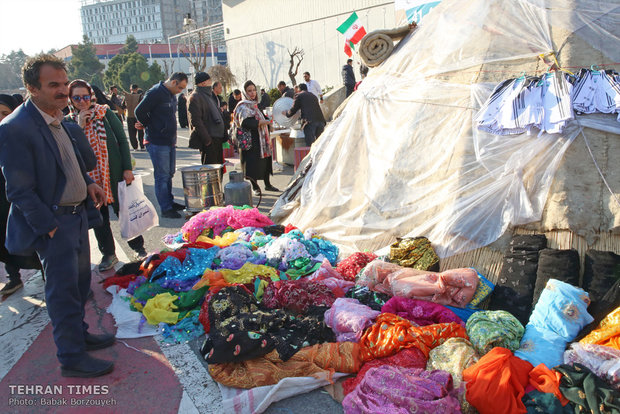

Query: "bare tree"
left=287, top=47, right=304, bottom=86
left=208, top=64, right=236, bottom=92
left=179, top=31, right=210, bottom=72
left=162, top=60, right=175, bottom=78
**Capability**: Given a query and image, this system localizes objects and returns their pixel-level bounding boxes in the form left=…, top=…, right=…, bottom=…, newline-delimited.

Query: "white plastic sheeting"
left=271, top=0, right=620, bottom=258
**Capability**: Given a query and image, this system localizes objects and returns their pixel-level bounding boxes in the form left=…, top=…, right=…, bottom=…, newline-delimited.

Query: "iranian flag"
left=337, top=12, right=367, bottom=57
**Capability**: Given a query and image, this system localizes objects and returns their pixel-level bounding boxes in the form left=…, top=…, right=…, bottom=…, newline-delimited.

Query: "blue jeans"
left=146, top=144, right=176, bottom=212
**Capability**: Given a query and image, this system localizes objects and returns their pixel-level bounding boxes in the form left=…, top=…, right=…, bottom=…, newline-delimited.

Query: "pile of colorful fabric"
left=103, top=210, right=620, bottom=413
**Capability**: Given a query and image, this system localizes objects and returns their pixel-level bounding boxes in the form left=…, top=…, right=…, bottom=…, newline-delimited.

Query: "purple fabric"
left=323, top=298, right=381, bottom=342
left=381, top=296, right=465, bottom=327
left=343, top=366, right=462, bottom=414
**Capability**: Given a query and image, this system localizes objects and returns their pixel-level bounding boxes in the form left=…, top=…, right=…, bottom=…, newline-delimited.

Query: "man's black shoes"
left=172, top=202, right=185, bottom=211
left=0, top=280, right=23, bottom=296
left=162, top=209, right=182, bottom=219
left=85, top=332, right=116, bottom=351
left=61, top=355, right=114, bottom=378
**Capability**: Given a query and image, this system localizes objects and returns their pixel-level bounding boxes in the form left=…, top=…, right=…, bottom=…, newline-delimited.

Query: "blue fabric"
left=151, top=247, right=219, bottom=287
left=160, top=311, right=204, bottom=344
left=515, top=279, right=593, bottom=369
left=146, top=143, right=176, bottom=211
left=134, top=82, right=178, bottom=146
left=446, top=305, right=483, bottom=322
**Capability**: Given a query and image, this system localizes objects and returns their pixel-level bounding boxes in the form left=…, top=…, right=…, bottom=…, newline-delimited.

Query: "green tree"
left=104, top=53, right=130, bottom=89
left=120, top=35, right=139, bottom=54
left=68, top=36, right=104, bottom=88
left=0, top=49, right=29, bottom=89
left=107, top=52, right=165, bottom=91
left=147, top=61, right=165, bottom=86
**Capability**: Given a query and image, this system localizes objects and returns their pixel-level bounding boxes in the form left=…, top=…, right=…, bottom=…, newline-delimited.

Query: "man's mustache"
left=55, top=94, right=68, bottom=99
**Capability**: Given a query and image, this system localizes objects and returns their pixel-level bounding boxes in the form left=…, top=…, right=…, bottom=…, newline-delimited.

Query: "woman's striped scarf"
left=69, top=103, right=114, bottom=204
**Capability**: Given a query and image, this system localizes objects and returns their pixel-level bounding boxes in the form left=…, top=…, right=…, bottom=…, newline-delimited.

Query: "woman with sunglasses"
left=66, top=80, right=147, bottom=271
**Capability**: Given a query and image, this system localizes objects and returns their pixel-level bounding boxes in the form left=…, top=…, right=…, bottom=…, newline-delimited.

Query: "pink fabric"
left=306, top=259, right=355, bottom=296
left=381, top=296, right=465, bottom=327
left=342, top=366, right=462, bottom=414
left=323, top=298, right=381, bottom=342
left=181, top=206, right=274, bottom=243
left=336, top=252, right=378, bottom=281
left=357, top=261, right=479, bottom=307
left=342, top=347, right=427, bottom=396
left=261, top=278, right=336, bottom=313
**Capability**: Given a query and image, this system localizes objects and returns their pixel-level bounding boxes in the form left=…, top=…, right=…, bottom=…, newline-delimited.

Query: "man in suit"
left=282, top=83, right=326, bottom=146
left=0, top=54, right=113, bottom=378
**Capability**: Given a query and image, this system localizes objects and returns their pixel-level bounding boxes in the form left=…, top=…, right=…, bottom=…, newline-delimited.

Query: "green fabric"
left=556, top=363, right=620, bottom=414
left=285, top=260, right=321, bottom=280
left=522, top=390, right=572, bottom=414
left=102, top=109, right=132, bottom=214
left=465, top=310, right=525, bottom=355
left=174, top=286, right=208, bottom=311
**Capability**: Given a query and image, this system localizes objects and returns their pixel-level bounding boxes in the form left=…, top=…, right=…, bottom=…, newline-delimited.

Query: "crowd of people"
left=0, top=51, right=368, bottom=377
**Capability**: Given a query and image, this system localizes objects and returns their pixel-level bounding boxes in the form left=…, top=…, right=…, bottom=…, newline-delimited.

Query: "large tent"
left=271, top=0, right=620, bottom=269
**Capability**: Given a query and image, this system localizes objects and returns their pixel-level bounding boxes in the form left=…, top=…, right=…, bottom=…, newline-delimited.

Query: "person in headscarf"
left=177, top=92, right=188, bottom=128
left=65, top=80, right=147, bottom=270
left=0, top=95, right=41, bottom=296
left=233, top=80, right=279, bottom=196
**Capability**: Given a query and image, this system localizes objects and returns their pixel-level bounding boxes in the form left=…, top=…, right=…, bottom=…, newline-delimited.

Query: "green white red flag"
left=337, top=12, right=367, bottom=57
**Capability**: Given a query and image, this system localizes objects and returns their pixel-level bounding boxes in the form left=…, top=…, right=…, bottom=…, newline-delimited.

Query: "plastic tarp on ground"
left=271, top=0, right=620, bottom=258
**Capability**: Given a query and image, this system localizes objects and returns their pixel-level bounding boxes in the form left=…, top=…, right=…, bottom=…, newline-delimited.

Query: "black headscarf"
left=0, top=94, right=18, bottom=111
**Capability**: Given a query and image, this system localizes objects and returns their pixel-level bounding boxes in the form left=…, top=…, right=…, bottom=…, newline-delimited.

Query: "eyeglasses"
left=71, top=95, right=91, bottom=102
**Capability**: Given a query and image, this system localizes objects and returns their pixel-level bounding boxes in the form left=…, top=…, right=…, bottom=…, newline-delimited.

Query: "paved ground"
left=0, top=127, right=343, bottom=413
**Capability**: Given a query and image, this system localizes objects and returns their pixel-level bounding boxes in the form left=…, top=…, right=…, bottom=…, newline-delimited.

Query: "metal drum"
left=180, top=164, right=223, bottom=212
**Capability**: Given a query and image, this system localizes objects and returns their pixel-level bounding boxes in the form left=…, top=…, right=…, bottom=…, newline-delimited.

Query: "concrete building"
left=222, top=0, right=397, bottom=90
left=81, top=0, right=223, bottom=44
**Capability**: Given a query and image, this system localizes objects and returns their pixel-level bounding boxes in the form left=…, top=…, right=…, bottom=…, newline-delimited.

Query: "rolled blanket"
left=359, top=24, right=415, bottom=68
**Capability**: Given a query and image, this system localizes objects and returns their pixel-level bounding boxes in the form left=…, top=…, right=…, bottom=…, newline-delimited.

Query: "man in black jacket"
left=283, top=83, right=326, bottom=146
left=227, top=89, right=242, bottom=112
left=277, top=81, right=294, bottom=98
left=135, top=72, right=188, bottom=218
left=187, top=72, right=225, bottom=168
left=342, top=59, right=356, bottom=97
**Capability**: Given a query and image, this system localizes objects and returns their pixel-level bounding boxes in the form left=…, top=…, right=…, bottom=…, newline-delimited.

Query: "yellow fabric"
left=197, top=232, right=240, bottom=247
left=220, top=263, right=280, bottom=284
left=255, top=279, right=269, bottom=301
left=142, top=292, right=180, bottom=325
left=580, top=307, right=620, bottom=349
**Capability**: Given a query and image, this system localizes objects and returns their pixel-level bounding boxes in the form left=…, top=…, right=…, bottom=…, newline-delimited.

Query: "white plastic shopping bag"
left=118, top=175, right=159, bottom=240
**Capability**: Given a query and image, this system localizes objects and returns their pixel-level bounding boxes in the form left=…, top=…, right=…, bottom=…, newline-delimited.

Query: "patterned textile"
left=262, top=278, right=337, bottom=313
left=556, top=363, right=620, bottom=414
left=427, top=337, right=479, bottom=413
left=342, top=366, right=462, bottom=414
left=522, top=390, right=572, bottom=414
left=233, top=100, right=272, bottom=159
left=357, top=260, right=479, bottom=307
left=388, top=237, right=440, bottom=271
left=462, top=347, right=534, bottom=414
left=306, top=259, right=355, bottom=296
left=336, top=252, right=378, bottom=281
left=579, top=307, right=620, bottom=350
left=515, top=279, right=593, bottom=368
left=342, top=347, right=427, bottom=396
left=469, top=270, right=494, bottom=307
left=466, top=310, right=525, bottom=355
left=564, top=343, right=620, bottom=390
left=324, top=298, right=381, bottom=342
left=381, top=296, right=464, bottom=327
left=69, top=103, right=113, bottom=203
left=208, top=342, right=361, bottom=388
left=488, top=234, right=547, bottom=325
left=201, top=286, right=335, bottom=363
left=359, top=313, right=468, bottom=361
left=529, top=363, right=570, bottom=406
left=532, top=249, right=580, bottom=307
left=345, top=285, right=391, bottom=311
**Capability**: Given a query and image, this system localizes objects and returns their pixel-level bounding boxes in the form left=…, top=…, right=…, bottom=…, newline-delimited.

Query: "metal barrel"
left=180, top=164, right=224, bottom=212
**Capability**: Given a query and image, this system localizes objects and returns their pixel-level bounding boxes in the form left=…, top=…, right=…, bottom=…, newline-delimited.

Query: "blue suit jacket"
left=0, top=100, right=98, bottom=255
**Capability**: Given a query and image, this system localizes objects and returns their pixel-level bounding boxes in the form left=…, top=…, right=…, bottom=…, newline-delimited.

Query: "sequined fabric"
left=579, top=307, right=620, bottom=350
left=388, top=237, right=440, bottom=271
left=466, top=310, right=525, bottom=356
left=564, top=342, right=620, bottom=389
left=336, top=252, right=378, bottom=281
left=324, top=298, right=381, bottom=342
left=381, top=296, right=464, bottom=327
left=262, top=278, right=337, bottom=313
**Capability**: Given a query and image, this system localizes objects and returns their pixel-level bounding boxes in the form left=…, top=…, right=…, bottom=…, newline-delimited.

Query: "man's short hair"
left=110, top=85, right=118, bottom=90
left=130, top=84, right=139, bottom=90
left=233, top=89, right=241, bottom=95
left=277, top=81, right=286, bottom=87
left=303, top=72, right=310, bottom=76
left=220, top=101, right=227, bottom=108
left=168, top=72, right=188, bottom=83
left=213, top=81, right=222, bottom=88
left=347, top=59, right=353, bottom=64
left=298, top=83, right=308, bottom=91
left=22, top=54, right=66, bottom=89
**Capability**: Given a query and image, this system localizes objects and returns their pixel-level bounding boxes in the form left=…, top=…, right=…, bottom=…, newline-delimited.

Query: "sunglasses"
left=71, top=95, right=92, bottom=102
